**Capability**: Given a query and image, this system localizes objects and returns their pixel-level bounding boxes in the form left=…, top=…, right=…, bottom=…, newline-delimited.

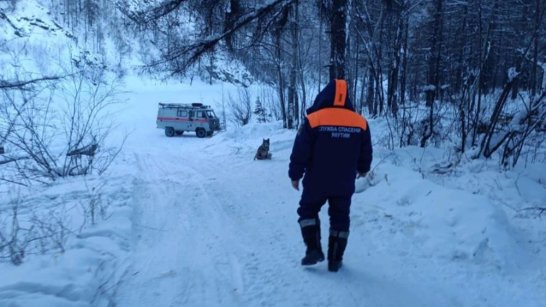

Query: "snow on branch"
left=0, top=9, right=24, bottom=37
left=140, top=0, right=297, bottom=75
left=507, top=67, right=519, bottom=82
left=118, top=0, right=187, bottom=24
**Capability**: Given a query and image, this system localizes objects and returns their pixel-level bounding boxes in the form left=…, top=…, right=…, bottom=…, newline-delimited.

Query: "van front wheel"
left=165, top=127, right=175, bottom=137
left=196, top=128, right=206, bottom=138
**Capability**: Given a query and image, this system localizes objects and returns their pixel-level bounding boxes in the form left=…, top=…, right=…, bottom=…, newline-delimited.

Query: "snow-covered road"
left=114, top=131, right=449, bottom=307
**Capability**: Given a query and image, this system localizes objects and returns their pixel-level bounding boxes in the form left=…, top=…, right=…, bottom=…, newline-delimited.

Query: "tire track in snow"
left=116, top=152, right=244, bottom=306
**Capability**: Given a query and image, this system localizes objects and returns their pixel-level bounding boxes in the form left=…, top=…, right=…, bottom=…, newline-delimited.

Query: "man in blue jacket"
left=289, top=79, right=373, bottom=272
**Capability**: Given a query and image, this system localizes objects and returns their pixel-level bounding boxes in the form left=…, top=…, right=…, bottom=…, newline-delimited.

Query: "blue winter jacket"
left=289, top=79, right=373, bottom=196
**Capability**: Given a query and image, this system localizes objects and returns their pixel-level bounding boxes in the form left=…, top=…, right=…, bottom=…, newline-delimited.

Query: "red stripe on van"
left=157, top=117, right=209, bottom=123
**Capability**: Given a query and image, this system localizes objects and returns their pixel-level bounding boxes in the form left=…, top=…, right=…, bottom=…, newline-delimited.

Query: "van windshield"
left=206, top=110, right=216, bottom=118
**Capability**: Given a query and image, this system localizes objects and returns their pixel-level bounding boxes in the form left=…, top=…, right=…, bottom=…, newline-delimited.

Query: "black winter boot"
left=328, top=230, right=349, bottom=272
left=299, top=218, right=325, bottom=266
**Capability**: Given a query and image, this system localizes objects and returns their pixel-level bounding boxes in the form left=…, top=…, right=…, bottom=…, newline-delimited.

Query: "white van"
left=156, top=103, right=221, bottom=137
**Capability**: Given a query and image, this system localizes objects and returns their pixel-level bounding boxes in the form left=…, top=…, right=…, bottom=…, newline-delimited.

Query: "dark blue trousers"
left=297, top=188, right=352, bottom=232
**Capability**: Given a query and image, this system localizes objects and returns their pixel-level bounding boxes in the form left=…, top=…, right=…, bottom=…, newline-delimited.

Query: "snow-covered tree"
left=254, top=97, right=268, bottom=123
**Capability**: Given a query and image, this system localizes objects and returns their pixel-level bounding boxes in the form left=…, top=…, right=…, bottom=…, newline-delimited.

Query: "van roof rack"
left=158, top=102, right=208, bottom=108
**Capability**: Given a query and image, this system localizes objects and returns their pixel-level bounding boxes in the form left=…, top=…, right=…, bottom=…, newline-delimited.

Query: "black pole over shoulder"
left=328, top=0, right=347, bottom=80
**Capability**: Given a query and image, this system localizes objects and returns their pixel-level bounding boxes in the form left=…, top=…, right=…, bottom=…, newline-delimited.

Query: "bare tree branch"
left=0, top=76, right=65, bottom=90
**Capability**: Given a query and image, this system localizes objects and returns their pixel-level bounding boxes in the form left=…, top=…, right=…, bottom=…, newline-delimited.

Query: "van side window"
left=196, top=111, right=205, bottom=118
left=177, top=110, right=188, bottom=118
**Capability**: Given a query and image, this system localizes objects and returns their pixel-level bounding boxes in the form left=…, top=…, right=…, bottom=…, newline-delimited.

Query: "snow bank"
left=360, top=157, right=529, bottom=269
left=0, top=176, right=133, bottom=307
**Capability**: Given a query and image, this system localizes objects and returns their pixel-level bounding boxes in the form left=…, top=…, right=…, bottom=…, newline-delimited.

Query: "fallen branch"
left=0, top=156, right=30, bottom=166
left=520, top=207, right=546, bottom=217
left=66, top=144, right=98, bottom=157
left=0, top=76, right=65, bottom=90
